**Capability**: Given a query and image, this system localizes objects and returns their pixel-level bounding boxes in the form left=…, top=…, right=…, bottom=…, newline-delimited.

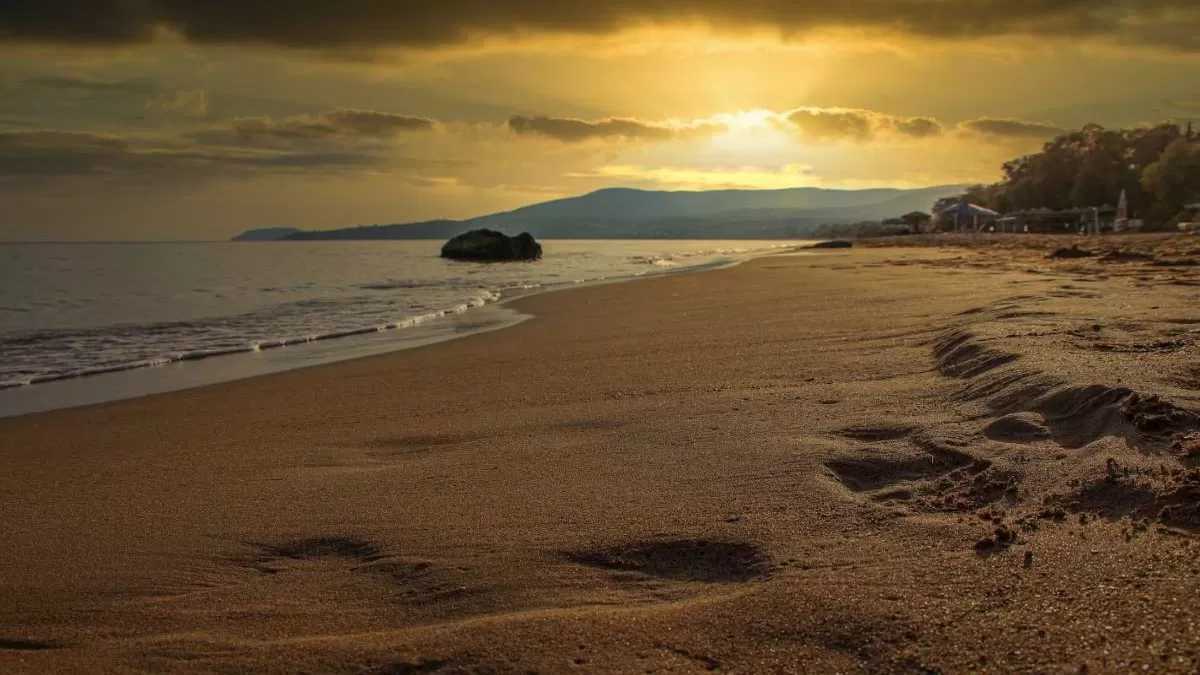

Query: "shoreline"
left=0, top=302, right=533, bottom=419
left=3, top=244, right=1198, bottom=673
left=0, top=246, right=786, bottom=419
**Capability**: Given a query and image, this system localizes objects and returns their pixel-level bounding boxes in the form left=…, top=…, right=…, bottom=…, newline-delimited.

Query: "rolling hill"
left=234, top=185, right=966, bottom=241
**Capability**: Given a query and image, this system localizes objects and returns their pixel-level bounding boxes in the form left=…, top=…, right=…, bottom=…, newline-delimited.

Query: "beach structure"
left=1176, top=203, right=1200, bottom=233
left=880, top=217, right=916, bottom=234
left=1113, top=189, right=1131, bottom=232
left=933, top=202, right=999, bottom=232
left=997, top=206, right=1120, bottom=234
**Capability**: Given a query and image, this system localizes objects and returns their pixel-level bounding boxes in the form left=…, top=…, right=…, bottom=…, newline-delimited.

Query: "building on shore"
left=995, top=206, right=1119, bottom=234
left=1175, top=203, right=1200, bottom=233
left=933, top=203, right=999, bottom=232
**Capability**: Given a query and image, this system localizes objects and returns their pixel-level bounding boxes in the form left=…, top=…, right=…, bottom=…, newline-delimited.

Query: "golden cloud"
left=781, top=108, right=943, bottom=142
left=508, top=115, right=727, bottom=142
left=956, top=117, right=1067, bottom=139
left=229, top=110, right=437, bottom=141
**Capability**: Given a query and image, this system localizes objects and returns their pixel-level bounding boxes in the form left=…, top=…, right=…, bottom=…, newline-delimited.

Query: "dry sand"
left=2, top=240, right=1199, bottom=673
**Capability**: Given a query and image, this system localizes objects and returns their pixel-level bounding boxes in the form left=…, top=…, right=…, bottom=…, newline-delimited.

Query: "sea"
left=0, top=239, right=799, bottom=417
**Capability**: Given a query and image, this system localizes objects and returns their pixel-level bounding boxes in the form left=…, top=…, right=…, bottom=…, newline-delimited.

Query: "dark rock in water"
left=441, top=229, right=542, bottom=261
left=805, top=240, right=853, bottom=249
left=1048, top=245, right=1094, bottom=259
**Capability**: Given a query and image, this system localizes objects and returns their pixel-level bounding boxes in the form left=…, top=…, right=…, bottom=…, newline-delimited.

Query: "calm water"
left=0, top=240, right=795, bottom=398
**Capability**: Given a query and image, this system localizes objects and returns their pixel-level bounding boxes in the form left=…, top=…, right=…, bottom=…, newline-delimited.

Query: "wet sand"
left=2, top=242, right=1199, bottom=673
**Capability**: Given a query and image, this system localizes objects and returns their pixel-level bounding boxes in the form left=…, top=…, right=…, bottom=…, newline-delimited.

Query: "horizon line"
left=3, top=182, right=970, bottom=243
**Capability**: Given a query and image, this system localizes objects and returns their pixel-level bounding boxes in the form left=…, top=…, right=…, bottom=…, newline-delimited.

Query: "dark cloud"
left=0, top=128, right=458, bottom=183
left=508, top=115, right=724, bottom=142
left=784, top=108, right=874, bottom=141
left=227, top=110, right=436, bottom=142
left=1, top=75, right=213, bottom=131
left=148, top=90, right=209, bottom=116
left=782, top=108, right=942, bottom=142
left=890, top=116, right=943, bottom=139
left=4, top=1, right=1198, bottom=53
left=326, top=109, right=437, bottom=135
left=20, top=75, right=160, bottom=95
left=0, top=1, right=157, bottom=45
left=0, top=131, right=133, bottom=177
left=958, top=117, right=1066, bottom=139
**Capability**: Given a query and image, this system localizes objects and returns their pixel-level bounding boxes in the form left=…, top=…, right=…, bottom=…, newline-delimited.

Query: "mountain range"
left=232, top=185, right=966, bottom=241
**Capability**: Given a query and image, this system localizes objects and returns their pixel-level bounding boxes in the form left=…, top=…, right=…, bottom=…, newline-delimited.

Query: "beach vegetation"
left=945, top=123, right=1199, bottom=229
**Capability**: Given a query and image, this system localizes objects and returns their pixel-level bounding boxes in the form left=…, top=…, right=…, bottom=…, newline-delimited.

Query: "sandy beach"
left=2, top=241, right=1199, bottom=673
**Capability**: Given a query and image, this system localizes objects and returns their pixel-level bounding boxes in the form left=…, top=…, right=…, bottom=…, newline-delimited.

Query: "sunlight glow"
left=704, top=109, right=798, bottom=160
left=716, top=109, right=780, bottom=130
left=567, top=163, right=819, bottom=190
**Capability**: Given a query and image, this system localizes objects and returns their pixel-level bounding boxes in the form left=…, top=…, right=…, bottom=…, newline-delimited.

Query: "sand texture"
left=2, top=242, right=1199, bottom=673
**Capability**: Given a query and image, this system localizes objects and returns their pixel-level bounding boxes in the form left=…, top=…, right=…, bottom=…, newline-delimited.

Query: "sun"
left=705, top=109, right=796, bottom=158
left=717, top=109, right=779, bottom=131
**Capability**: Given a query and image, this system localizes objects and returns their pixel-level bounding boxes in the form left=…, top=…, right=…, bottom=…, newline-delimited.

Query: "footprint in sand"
left=361, top=657, right=466, bottom=674
left=982, top=413, right=1052, bottom=443
left=244, top=538, right=462, bottom=595
left=825, top=426, right=1022, bottom=513
left=178, top=535, right=481, bottom=621
left=360, top=433, right=470, bottom=460
left=564, top=539, right=770, bottom=583
left=833, top=425, right=915, bottom=443
left=0, top=638, right=61, bottom=651
left=824, top=442, right=978, bottom=494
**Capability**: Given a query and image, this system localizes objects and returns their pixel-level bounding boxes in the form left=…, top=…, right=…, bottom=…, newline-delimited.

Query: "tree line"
left=943, top=122, right=1200, bottom=229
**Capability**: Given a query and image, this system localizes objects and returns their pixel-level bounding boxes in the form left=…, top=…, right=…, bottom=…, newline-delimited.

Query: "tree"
left=1141, top=138, right=1200, bottom=225
left=933, top=195, right=961, bottom=213
left=1065, top=127, right=1126, bottom=207
left=1122, top=123, right=1183, bottom=216
left=938, top=121, right=1194, bottom=226
left=961, top=184, right=990, bottom=205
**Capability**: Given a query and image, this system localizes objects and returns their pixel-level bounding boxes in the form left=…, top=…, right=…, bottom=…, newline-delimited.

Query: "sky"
left=3, top=1, right=1200, bottom=240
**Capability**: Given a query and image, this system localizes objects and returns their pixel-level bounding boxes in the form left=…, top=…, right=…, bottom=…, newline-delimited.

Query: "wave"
left=356, top=279, right=432, bottom=291
left=0, top=290, right=503, bottom=390
left=629, top=256, right=678, bottom=267
left=2, top=241, right=789, bottom=394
